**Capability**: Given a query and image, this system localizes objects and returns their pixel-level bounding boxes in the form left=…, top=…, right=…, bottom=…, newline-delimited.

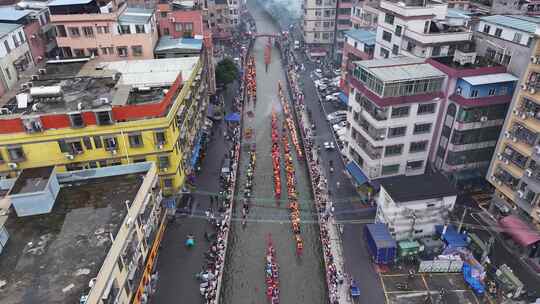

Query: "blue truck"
left=364, top=224, right=397, bottom=265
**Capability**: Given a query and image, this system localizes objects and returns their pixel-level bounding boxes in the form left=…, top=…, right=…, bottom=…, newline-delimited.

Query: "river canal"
left=219, top=1, right=327, bottom=303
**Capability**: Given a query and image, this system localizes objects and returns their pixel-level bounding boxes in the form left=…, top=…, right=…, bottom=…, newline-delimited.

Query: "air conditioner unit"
left=64, top=153, right=74, bottom=160
left=38, top=68, right=47, bottom=75
left=497, top=153, right=503, bottom=160
left=521, top=112, right=527, bottom=119
left=526, top=169, right=533, bottom=177
left=535, top=145, right=540, bottom=154
left=503, top=159, right=509, bottom=165
left=169, top=17, right=175, bottom=22
left=530, top=87, right=537, bottom=94
left=512, top=136, right=518, bottom=142
left=522, top=83, right=529, bottom=90
left=110, top=149, right=117, bottom=155
left=100, top=97, right=110, bottom=104
left=21, top=83, right=29, bottom=90
left=480, top=116, right=488, bottom=122
left=517, top=190, right=525, bottom=198
left=161, top=167, right=168, bottom=172
left=157, top=144, right=164, bottom=150
left=504, top=131, right=511, bottom=138
left=8, top=163, right=18, bottom=169
left=31, top=74, right=39, bottom=81
left=513, top=109, right=521, bottom=116
left=497, top=180, right=502, bottom=185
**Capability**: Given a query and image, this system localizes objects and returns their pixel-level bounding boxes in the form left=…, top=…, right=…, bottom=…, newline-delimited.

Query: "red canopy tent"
left=499, top=215, right=540, bottom=247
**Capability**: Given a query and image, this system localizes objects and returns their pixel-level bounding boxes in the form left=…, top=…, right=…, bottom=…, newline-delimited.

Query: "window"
left=4, top=68, right=11, bottom=81
left=392, top=44, right=399, bottom=55
left=119, top=25, right=131, bottom=34
left=163, top=178, right=173, bottom=188
left=12, top=35, right=19, bottom=47
left=406, top=160, right=423, bottom=170
left=183, top=22, right=193, bottom=32
left=103, top=137, right=117, bottom=151
left=160, top=11, right=167, bottom=17
left=73, top=48, right=85, bottom=57
left=499, top=86, right=507, bottom=95
left=163, top=28, right=170, bottom=35
left=117, top=46, right=128, bottom=57
left=7, top=146, right=25, bottom=162
left=470, top=89, right=478, bottom=98
left=131, top=45, right=143, bottom=57
left=413, top=123, right=432, bottom=134
left=96, top=26, right=109, bottom=34
left=56, top=25, right=67, bottom=37
left=488, top=88, right=496, bottom=96
left=382, top=30, right=392, bottom=42
left=69, top=113, right=84, bottom=128
left=155, top=131, right=167, bottom=146
left=62, top=140, right=84, bottom=154
left=95, top=110, right=113, bottom=125
left=388, top=126, right=406, bottom=138
left=494, top=28, right=502, bottom=37
left=417, top=103, right=436, bottom=115
left=513, top=32, right=522, bottom=43
left=4, top=40, right=10, bottom=54
left=391, top=106, right=409, bottom=118
left=381, top=164, right=399, bottom=175
left=82, top=26, right=94, bottom=37
left=432, top=46, right=441, bottom=56
left=87, top=48, right=98, bottom=57
left=384, top=144, right=403, bottom=156
left=409, top=140, right=428, bottom=153
left=158, top=155, right=170, bottom=169
left=83, top=137, right=93, bottom=150
left=18, top=32, right=25, bottom=43
left=68, top=27, right=80, bottom=37
left=483, top=24, right=490, bottom=34
left=395, top=25, right=402, bottom=37
left=93, top=136, right=103, bottom=148
left=135, top=24, right=145, bottom=33
left=128, top=133, right=144, bottom=148
left=380, top=47, right=389, bottom=58
left=384, top=13, right=394, bottom=25
left=100, top=47, right=109, bottom=55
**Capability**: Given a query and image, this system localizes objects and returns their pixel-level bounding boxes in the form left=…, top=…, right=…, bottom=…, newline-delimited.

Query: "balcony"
left=356, top=115, right=387, bottom=141
left=355, top=93, right=388, bottom=121
left=380, top=0, right=447, bottom=17
left=500, top=145, right=528, bottom=169
left=351, top=127, right=383, bottom=159
left=523, top=163, right=540, bottom=194
left=506, top=123, right=538, bottom=147
left=404, top=28, right=472, bottom=45
left=493, top=166, right=520, bottom=189
left=514, top=96, right=540, bottom=125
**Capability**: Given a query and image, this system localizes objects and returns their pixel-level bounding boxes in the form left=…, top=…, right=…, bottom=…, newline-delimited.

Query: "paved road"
left=151, top=83, right=238, bottom=304
left=290, top=46, right=386, bottom=303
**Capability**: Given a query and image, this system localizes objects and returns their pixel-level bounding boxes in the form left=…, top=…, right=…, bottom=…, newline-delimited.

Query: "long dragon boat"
left=271, top=109, right=281, bottom=199
left=265, top=234, right=280, bottom=304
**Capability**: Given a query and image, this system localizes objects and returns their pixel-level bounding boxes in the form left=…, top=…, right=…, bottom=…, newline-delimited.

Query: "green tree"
left=215, top=58, right=239, bottom=86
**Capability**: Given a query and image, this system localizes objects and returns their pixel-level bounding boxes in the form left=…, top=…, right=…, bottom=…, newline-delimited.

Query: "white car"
left=332, top=121, right=347, bottom=130
left=326, top=111, right=348, bottom=121
left=336, top=128, right=347, bottom=137
left=324, top=141, right=335, bottom=150
left=325, top=95, right=338, bottom=102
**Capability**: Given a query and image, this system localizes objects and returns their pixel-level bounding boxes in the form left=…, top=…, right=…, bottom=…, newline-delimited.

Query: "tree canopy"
left=215, top=58, right=239, bottom=86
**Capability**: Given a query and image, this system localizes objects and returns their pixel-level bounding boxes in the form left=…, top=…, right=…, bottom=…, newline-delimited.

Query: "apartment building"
left=351, top=0, right=379, bottom=29
left=302, top=0, right=336, bottom=58
left=203, top=0, right=231, bottom=39
left=340, top=28, right=375, bottom=94
left=0, top=3, right=56, bottom=63
left=375, top=172, right=457, bottom=240
left=155, top=1, right=204, bottom=37
left=345, top=57, right=446, bottom=179
left=0, top=162, right=166, bottom=304
left=333, top=0, right=353, bottom=62
left=228, top=0, right=240, bottom=26
left=428, top=55, right=518, bottom=190
left=0, top=56, right=209, bottom=195
left=373, top=0, right=472, bottom=60
left=0, top=23, right=33, bottom=96
left=474, top=15, right=540, bottom=77
left=49, top=0, right=158, bottom=60
left=469, top=0, right=529, bottom=14
left=487, top=36, right=540, bottom=224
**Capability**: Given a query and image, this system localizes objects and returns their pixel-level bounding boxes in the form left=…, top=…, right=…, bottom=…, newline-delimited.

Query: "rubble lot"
left=379, top=269, right=484, bottom=304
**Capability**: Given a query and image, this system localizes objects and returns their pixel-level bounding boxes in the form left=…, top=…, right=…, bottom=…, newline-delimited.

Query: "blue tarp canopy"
left=346, top=161, right=368, bottom=185
left=162, top=197, right=176, bottom=209
left=190, top=135, right=203, bottom=168
left=224, top=112, right=241, bottom=122
left=338, top=92, right=348, bottom=105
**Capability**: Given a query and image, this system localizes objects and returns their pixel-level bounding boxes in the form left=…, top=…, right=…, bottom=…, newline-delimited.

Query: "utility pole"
left=457, top=207, right=468, bottom=233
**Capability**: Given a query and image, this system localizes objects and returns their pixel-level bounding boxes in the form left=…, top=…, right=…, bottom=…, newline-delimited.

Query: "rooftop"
left=0, top=6, right=31, bottom=21
left=155, top=36, right=203, bottom=53
left=0, top=22, right=21, bottom=38
left=0, top=57, right=198, bottom=116
left=480, top=15, right=540, bottom=33
left=344, top=29, right=376, bottom=46
left=461, top=73, right=518, bottom=86
left=118, top=7, right=154, bottom=24
left=47, top=0, right=94, bottom=6
left=9, top=166, right=54, bottom=195
left=357, top=57, right=445, bottom=82
left=378, top=172, right=457, bottom=202
left=0, top=172, right=144, bottom=303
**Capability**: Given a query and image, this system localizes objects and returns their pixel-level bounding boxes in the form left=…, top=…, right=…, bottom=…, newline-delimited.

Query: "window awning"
left=338, top=92, right=348, bottom=105
left=499, top=215, right=540, bottom=247
left=346, top=161, right=368, bottom=185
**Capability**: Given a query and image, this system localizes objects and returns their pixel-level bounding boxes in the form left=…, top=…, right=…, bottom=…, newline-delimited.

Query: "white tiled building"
left=345, top=57, right=445, bottom=179
left=0, top=23, right=33, bottom=96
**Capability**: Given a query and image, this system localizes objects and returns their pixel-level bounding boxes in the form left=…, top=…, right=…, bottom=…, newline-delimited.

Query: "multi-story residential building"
left=340, top=28, right=375, bottom=94
left=373, top=0, right=473, bottom=60
left=345, top=57, right=446, bottom=179
left=351, top=0, right=379, bottom=29
left=469, top=0, right=528, bottom=14
left=333, top=0, right=353, bottom=62
left=49, top=0, right=158, bottom=60
left=203, top=0, right=231, bottom=39
left=428, top=55, right=518, bottom=190
left=447, top=0, right=470, bottom=10
left=0, top=4, right=56, bottom=63
left=0, top=162, right=166, bottom=304
left=0, top=56, right=209, bottom=195
left=487, top=35, right=540, bottom=224
left=375, top=172, right=457, bottom=240
left=156, top=1, right=204, bottom=37
left=228, top=0, right=240, bottom=26
left=0, top=23, right=33, bottom=96
left=302, top=0, right=336, bottom=58
left=474, top=15, right=540, bottom=77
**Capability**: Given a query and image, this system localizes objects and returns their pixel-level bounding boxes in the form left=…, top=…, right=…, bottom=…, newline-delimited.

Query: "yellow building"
left=0, top=57, right=209, bottom=195
left=487, top=36, right=540, bottom=224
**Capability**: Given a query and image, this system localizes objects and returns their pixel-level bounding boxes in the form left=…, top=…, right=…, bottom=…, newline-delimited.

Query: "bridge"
left=251, top=32, right=282, bottom=38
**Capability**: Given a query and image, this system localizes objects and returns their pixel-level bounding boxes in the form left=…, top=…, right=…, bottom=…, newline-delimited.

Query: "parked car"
left=332, top=121, right=347, bottom=130
left=324, top=141, right=335, bottom=150
left=326, top=110, right=348, bottom=121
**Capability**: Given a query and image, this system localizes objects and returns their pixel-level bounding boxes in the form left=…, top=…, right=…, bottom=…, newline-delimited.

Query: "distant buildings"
left=339, top=28, right=375, bottom=94
left=0, top=22, right=33, bottom=95
left=156, top=1, right=204, bottom=38
left=49, top=0, right=158, bottom=60
left=301, top=0, right=337, bottom=58
left=487, top=33, right=540, bottom=224
left=375, top=172, right=457, bottom=240
left=0, top=162, right=166, bottom=303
